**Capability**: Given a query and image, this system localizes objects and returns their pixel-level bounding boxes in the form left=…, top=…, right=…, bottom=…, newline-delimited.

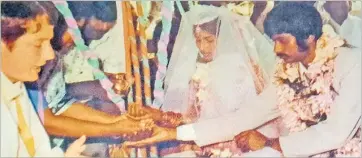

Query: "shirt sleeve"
left=185, top=85, right=280, bottom=147
left=279, top=53, right=361, bottom=157
left=45, top=69, right=76, bottom=115
left=176, top=124, right=197, bottom=141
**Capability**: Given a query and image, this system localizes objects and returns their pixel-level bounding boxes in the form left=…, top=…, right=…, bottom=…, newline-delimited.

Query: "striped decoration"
left=121, top=2, right=135, bottom=104
left=152, top=1, right=175, bottom=108
left=175, top=1, right=186, bottom=15
left=136, top=2, right=153, bottom=106
left=123, top=2, right=143, bottom=105
left=52, top=1, right=126, bottom=112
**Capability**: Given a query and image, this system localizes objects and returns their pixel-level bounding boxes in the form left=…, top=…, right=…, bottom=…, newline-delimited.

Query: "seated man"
left=1, top=1, right=86, bottom=157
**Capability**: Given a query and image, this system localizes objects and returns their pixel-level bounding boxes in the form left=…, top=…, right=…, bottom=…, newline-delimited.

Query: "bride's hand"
left=158, top=111, right=183, bottom=128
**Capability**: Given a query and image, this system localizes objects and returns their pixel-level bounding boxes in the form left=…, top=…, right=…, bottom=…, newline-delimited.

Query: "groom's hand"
left=234, top=130, right=268, bottom=152
left=123, top=126, right=177, bottom=147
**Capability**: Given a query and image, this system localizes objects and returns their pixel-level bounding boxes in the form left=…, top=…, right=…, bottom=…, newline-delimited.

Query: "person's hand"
left=134, top=105, right=162, bottom=121
left=123, top=126, right=177, bottom=147
left=126, top=103, right=150, bottom=120
left=65, top=135, right=87, bottom=157
left=234, top=130, right=268, bottom=152
left=128, top=103, right=183, bottom=127
left=141, top=106, right=183, bottom=128
left=106, top=73, right=134, bottom=96
left=118, top=116, right=155, bottom=141
left=157, top=111, right=183, bottom=128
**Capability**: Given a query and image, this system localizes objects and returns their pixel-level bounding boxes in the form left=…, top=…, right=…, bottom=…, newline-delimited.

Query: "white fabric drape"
left=162, top=5, right=276, bottom=118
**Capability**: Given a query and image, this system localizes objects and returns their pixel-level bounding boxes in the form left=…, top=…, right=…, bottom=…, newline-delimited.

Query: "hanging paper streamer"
left=136, top=2, right=153, bottom=106
left=152, top=1, right=175, bottom=108
left=176, top=1, right=185, bottom=15
left=123, top=3, right=146, bottom=156
left=53, top=1, right=126, bottom=112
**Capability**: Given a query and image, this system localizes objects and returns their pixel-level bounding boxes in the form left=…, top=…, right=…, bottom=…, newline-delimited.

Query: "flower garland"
left=274, top=33, right=343, bottom=132
left=152, top=1, right=175, bottom=108
left=189, top=62, right=244, bottom=157
left=274, top=33, right=361, bottom=157
left=187, top=62, right=210, bottom=121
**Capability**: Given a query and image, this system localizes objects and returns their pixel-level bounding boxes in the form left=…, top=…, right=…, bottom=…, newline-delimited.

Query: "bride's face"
left=194, top=29, right=217, bottom=62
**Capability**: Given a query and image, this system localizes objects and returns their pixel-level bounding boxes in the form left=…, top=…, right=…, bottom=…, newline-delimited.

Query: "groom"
left=235, top=2, right=361, bottom=157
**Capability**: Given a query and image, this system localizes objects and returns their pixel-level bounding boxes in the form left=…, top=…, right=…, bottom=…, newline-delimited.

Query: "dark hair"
left=264, top=2, right=322, bottom=51
left=1, top=1, right=59, bottom=48
left=67, top=1, right=117, bottom=22
left=50, top=14, right=68, bottom=51
left=193, top=17, right=221, bottom=36
left=274, top=1, right=316, bottom=7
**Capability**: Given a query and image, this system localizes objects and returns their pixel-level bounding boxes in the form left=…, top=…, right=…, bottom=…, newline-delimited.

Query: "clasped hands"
left=119, top=103, right=183, bottom=146
left=234, top=130, right=283, bottom=154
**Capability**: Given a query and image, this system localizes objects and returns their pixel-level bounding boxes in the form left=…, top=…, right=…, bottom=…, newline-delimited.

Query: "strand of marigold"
left=135, top=2, right=155, bottom=157
left=136, top=2, right=152, bottom=106
left=121, top=1, right=135, bottom=104
left=125, top=2, right=142, bottom=105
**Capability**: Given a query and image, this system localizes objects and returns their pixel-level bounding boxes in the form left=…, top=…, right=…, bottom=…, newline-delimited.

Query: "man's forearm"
left=60, top=103, right=121, bottom=124
left=44, top=109, right=130, bottom=137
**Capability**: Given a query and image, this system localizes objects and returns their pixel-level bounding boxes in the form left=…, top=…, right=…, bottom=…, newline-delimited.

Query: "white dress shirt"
left=1, top=73, right=64, bottom=157
left=176, top=47, right=361, bottom=157
left=64, top=1, right=126, bottom=83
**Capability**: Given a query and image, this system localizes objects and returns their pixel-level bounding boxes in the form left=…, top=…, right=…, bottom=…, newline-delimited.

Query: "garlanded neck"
left=301, top=44, right=317, bottom=67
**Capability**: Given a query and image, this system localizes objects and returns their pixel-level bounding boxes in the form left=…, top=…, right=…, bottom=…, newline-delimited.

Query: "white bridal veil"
left=162, top=5, right=276, bottom=116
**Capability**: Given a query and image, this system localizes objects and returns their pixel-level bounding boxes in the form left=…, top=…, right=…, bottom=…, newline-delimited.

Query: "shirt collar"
left=1, top=72, right=23, bottom=103
left=88, top=31, right=111, bottom=49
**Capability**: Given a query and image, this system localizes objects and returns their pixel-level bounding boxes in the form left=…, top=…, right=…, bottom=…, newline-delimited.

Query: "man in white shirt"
left=317, top=1, right=361, bottom=48
left=1, top=1, right=86, bottom=157
left=63, top=1, right=127, bottom=84
left=236, top=2, right=361, bottom=157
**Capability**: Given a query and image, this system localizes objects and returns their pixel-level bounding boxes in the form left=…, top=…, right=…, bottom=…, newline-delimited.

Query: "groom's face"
left=272, top=33, right=311, bottom=63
